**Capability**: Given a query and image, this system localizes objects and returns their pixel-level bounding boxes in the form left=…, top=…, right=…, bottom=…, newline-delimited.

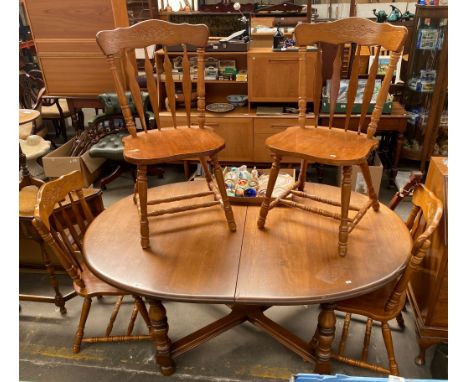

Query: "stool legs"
left=258, top=154, right=282, bottom=229
left=137, top=165, right=150, bottom=249
left=338, top=166, right=352, bottom=256
left=360, top=162, right=380, bottom=212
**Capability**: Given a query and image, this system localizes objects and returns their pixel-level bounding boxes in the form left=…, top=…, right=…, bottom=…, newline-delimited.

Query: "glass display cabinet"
left=401, top=4, right=448, bottom=172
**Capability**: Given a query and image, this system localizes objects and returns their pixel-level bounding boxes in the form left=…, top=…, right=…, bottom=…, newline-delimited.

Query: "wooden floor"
left=19, top=157, right=441, bottom=381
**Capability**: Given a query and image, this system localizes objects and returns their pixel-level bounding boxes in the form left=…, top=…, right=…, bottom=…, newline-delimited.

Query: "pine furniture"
left=96, top=19, right=237, bottom=248
left=32, top=171, right=152, bottom=353
left=82, top=180, right=413, bottom=376
left=333, top=182, right=443, bottom=375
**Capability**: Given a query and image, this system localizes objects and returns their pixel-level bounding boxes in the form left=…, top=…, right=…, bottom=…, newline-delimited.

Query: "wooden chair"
left=257, top=18, right=408, bottom=256
left=331, top=182, right=443, bottom=375
left=96, top=19, right=236, bottom=248
left=32, top=171, right=152, bottom=353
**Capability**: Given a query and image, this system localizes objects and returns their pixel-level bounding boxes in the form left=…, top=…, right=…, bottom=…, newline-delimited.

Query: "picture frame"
left=368, top=54, right=403, bottom=84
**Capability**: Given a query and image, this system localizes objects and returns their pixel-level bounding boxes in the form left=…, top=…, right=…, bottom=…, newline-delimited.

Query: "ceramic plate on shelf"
left=206, top=103, right=235, bottom=113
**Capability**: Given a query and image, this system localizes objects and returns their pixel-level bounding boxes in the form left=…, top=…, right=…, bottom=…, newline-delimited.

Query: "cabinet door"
left=205, top=117, right=253, bottom=162
left=253, top=118, right=300, bottom=163
left=248, top=52, right=317, bottom=102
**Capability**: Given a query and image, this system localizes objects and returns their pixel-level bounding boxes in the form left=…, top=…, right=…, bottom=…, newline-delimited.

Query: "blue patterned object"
left=293, top=374, right=447, bottom=382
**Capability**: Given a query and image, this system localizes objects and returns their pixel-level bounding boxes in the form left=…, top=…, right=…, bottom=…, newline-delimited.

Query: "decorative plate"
left=206, top=103, right=235, bottom=113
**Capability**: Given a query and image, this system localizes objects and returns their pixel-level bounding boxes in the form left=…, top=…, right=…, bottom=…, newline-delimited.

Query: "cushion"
left=98, top=92, right=149, bottom=115
left=89, top=132, right=129, bottom=161
left=40, top=98, right=70, bottom=118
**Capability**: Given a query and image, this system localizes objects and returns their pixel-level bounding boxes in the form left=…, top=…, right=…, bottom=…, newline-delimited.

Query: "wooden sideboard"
left=407, top=156, right=448, bottom=366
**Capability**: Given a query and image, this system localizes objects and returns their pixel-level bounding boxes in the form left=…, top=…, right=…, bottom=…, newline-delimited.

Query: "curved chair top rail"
left=295, top=18, right=407, bottom=53
left=96, top=18, right=210, bottom=56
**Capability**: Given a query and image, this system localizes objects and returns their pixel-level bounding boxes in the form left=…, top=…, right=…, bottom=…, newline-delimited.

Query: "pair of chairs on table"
left=19, top=70, right=70, bottom=142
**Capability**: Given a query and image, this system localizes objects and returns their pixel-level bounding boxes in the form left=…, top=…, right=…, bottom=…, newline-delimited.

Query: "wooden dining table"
left=83, top=180, right=412, bottom=376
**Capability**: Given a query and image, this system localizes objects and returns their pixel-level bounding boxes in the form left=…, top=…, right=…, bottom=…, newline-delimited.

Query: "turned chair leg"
left=137, top=165, right=150, bottom=249
left=211, top=155, right=236, bottom=232
left=338, top=166, right=352, bottom=256
left=40, top=241, right=66, bottom=315
left=338, top=313, right=352, bottom=355
left=360, top=162, right=380, bottom=212
left=73, top=297, right=92, bottom=354
left=258, top=154, right=282, bottom=229
left=381, top=321, right=399, bottom=376
left=105, top=296, right=124, bottom=337
left=298, top=159, right=308, bottom=192
left=361, top=318, right=373, bottom=361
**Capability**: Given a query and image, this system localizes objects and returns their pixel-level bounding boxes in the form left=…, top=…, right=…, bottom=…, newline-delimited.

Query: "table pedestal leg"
left=148, top=299, right=175, bottom=376
left=313, top=303, right=336, bottom=374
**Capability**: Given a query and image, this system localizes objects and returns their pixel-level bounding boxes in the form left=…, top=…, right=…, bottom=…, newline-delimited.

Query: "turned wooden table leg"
left=148, top=299, right=175, bottom=376
left=313, top=303, right=336, bottom=374
left=391, top=131, right=404, bottom=184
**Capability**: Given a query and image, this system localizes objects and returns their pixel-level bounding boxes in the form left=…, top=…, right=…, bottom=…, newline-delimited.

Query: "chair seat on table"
left=89, top=132, right=129, bottom=161
left=122, top=126, right=225, bottom=164
left=40, top=98, right=71, bottom=118
left=265, top=125, right=379, bottom=165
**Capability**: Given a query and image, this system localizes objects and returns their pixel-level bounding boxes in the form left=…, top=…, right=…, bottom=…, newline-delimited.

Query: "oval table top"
left=83, top=180, right=412, bottom=305
left=19, top=109, right=41, bottom=125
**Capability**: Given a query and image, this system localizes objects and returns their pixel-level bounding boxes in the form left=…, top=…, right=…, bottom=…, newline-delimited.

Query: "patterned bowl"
left=226, top=94, right=248, bottom=107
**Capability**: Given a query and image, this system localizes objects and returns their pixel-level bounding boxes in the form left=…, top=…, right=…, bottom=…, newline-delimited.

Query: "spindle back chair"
left=96, top=19, right=236, bottom=248
left=332, top=183, right=443, bottom=375
left=257, top=18, right=407, bottom=256
left=32, top=171, right=152, bottom=353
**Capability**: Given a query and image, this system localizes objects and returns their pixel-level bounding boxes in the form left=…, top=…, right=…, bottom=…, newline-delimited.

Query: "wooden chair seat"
left=266, top=126, right=379, bottom=165
left=122, top=126, right=225, bottom=164
left=77, top=262, right=128, bottom=297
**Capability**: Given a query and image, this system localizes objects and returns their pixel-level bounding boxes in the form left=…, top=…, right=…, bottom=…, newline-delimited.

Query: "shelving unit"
left=401, top=4, right=448, bottom=172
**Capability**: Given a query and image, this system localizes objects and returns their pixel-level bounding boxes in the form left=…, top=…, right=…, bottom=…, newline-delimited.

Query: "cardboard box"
left=42, top=139, right=106, bottom=187
left=337, top=153, right=383, bottom=197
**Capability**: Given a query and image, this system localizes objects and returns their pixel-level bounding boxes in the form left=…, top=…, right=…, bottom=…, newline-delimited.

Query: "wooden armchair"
left=257, top=18, right=407, bottom=256
left=331, top=181, right=443, bottom=375
left=96, top=19, right=236, bottom=248
left=32, top=171, right=152, bottom=353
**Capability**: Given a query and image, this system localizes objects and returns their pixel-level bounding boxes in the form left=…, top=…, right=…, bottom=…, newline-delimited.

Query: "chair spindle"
left=182, top=45, right=192, bottom=128
left=344, top=45, right=362, bottom=132
left=124, top=49, right=148, bottom=132
left=197, top=47, right=206, bottom=129
left=163, top=47, right=177, bottom=128
left=144, top=48, right=161, bottom=130
left=329, top=44, right=343, bottom=129
left=298, top=46, right=307, bottom=129
left=314, top=45, right=322, bottom=128
left=358, top=45, right=381, bottom=134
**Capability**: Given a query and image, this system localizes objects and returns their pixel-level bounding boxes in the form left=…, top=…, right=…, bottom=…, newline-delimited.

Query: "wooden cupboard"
left=407, top=156, right=448, bottom=366
left=22, top=0, right=129, bottom=96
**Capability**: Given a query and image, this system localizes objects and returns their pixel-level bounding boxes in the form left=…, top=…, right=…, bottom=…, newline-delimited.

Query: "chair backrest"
left=294, top=18, right=407, bottom=138
left=384, top=184, right=443, bottom=312
left=96, top=19, right=209, bottom=137
left=32, top=171, right=97, bottom=291
left=19, top=72, right=45, bottom=110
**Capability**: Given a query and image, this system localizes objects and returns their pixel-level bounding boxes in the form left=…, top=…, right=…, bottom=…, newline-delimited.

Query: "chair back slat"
left=124, top=49, right=148, bottom=132
left=328, top=44, right=343, bottom=129
left=294, top=18, right=407, bottom=137
left=384, top=184, right=443, bottom=312
left=298, top=46, right=307, bottom=129
left=182, top=45, right=192, bottom=128
left=197, top=48, right=206, bottom=129
left=344, top=45, right=361, bottom=132
left=96, top=20, right=210, bottom=132
left=366, top=50, right=400, bottom=139
left=67, top=193, right=87, bottom=235
left=51, top=212, right=80, bottom=258
left=163, top=48, right=178, bottom=128
left=357, top=45, right=381, bottom=134
left=313, top=46, right=322, bottom=128
left=144, top=48, right=161, bottom=130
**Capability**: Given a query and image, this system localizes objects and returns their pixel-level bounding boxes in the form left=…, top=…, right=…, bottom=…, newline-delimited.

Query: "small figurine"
left=373, top=9, right=388, bottom=23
